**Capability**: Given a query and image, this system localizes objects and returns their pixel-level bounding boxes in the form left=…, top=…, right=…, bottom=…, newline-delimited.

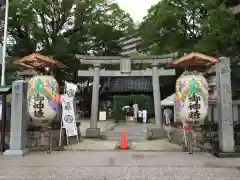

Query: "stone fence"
left=168, top=100, right=240, bottom=152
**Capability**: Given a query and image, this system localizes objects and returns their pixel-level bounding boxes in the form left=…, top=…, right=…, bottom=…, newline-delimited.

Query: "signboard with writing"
left=65, top=126, right=78, bottom=137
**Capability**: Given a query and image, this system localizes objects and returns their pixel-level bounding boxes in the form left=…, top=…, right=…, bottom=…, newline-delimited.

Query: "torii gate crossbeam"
left=75, top=53, right=177, bottom=138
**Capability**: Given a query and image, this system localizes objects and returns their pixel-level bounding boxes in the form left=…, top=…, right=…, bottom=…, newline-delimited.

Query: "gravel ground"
left=0, top=151, right=240, bottom=179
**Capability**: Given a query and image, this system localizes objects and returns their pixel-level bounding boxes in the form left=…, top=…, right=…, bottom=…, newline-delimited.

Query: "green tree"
left=4, top=0, right=134, bottom=83
left=139, top=0, right=240, bottom=58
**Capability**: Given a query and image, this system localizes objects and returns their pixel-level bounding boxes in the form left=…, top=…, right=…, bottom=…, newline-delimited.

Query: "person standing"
left=133, top=104, right=138, bottom=122
left=142, top=109, right=148, bottom=123
left=163, top=108, right=173, bottom=125
left=138, top=109, right=143, bottom=123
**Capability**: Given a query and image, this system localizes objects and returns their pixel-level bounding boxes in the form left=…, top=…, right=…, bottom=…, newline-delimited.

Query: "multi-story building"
left=0, top=1, right=12, bottom=49
left=0, top=0, right=6, bottom=42
left=0, top=1, right=14, bottom=61
left=118, top=30, right=141, bottom=55
left=118, top=1, right=240, bottom=56
left=226, top=0, right=240, bottom=15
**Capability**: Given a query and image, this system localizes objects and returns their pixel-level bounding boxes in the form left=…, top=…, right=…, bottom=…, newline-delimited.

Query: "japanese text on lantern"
left=188, top=93, right=201, bottom=119
left=33, top=93, right=44, bottom=118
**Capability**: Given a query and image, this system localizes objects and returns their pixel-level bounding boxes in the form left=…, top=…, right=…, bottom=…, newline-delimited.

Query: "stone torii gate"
left=75, top=53, right=177, bottom=137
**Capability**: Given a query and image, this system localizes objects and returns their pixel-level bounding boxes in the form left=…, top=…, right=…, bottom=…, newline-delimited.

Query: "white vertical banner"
left=61, top=81, right=78, bottom=137
left=65, top=81, right=77, bottom=98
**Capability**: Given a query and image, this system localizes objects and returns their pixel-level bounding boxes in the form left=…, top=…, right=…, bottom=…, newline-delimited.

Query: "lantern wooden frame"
left=13, top=53, right=68, bottom=75
left=168, top=52, right=219, bottom=69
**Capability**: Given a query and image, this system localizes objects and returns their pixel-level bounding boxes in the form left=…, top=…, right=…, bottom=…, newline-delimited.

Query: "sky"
left=115, top=0, right=160, bottom=23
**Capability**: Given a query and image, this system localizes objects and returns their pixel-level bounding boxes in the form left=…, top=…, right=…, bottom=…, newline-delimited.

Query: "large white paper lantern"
left=27, top=75, right=59, bottom=121
left=175, top=71, right=208, bottom=121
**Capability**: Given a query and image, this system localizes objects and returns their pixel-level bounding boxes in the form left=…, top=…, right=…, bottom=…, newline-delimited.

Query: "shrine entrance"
left=75, top=53, right=177, bottom=137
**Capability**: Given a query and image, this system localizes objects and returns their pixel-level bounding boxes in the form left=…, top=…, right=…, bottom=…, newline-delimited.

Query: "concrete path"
left=0, top=151, right=240, bottom=179
left=105, top=123, right=156, bottom=142
left=78, top=120, right=116, bottom=137
left=65, top=139, right=182, bottom=152
left=66, top=123, right=183, bottom=151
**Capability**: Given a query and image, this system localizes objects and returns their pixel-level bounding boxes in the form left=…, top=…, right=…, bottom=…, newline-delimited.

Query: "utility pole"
left=1, top=0, right=9, bottom=86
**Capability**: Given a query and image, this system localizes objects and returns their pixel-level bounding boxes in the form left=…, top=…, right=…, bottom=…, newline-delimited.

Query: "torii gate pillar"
left=86, top=64, right=101, bottom=137
left=76, top=54, right=177, bottom=138
left=152, top=61, right=162, bottom=128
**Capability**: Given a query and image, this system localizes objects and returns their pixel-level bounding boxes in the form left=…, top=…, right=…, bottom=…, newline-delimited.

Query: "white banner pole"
left=1, top=0, right=9, bottom=86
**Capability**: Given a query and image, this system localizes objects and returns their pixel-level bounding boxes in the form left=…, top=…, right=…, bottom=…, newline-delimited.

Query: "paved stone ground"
left=105, top=123, right=156, bottom=142
left=0, top=151, right=240, bottom=179
left=65, top=139, right=183, bottom=151
left=78, top=120, right=116, bottom=137
left=66, top=123, right=183, bottom=151
left=65, top=139, right=117, bottom=151
left=132, top=139, right=182, bottom=151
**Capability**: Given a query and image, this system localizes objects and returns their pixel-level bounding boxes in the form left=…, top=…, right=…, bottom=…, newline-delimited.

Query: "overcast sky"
left=115, top=0, right=160, bottom=23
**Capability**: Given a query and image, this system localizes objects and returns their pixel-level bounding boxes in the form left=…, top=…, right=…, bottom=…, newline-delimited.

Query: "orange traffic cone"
left=120, top=129, right=128, bottom=149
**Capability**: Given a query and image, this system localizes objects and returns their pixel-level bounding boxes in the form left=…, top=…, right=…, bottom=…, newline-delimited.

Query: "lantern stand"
left=58, top=85, right=66, bottom=149
left=185, top=65, right=199, bottom=153
left=27, top=75, right=60, bottom=154
left=168, top=52, right=218, bottom=154
left=13, top=53, right=68, bottom=153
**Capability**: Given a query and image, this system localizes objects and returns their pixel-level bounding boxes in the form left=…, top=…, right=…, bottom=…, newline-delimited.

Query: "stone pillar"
left=120, top=58, right=131, bottom=73
left=152, top=63, right=162, bottom=128
left=216, top=57, right=234, bottom=153
left=4, top=80, right=29, bottom=155
left=86, top=64, right=101, bottom=137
